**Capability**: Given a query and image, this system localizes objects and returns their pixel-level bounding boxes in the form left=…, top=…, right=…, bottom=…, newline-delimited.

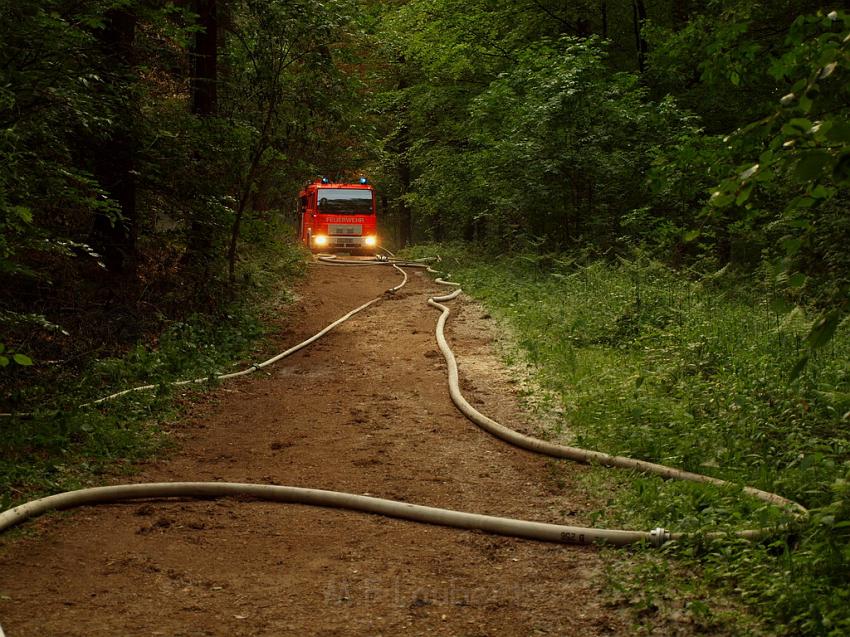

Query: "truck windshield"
left=317, top=189, right=373, bottom=214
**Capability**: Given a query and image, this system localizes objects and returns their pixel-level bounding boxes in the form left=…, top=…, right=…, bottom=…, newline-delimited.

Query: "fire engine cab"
left=299, top=177, right=378, bottom=253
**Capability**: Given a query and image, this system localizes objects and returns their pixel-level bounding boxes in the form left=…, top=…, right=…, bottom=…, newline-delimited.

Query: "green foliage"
left=3, top=0, right=850, bottom=629
left=466, top=39, right=697, bottom=248
left=0, top=408, right=167, bottom=515
left=0, top=0, right=361, bottom=421
left=369, top=2, right=700, bottom=250
left=370, top=2, right=849, bottom=310
left=0, top=230, right=305, bottom=510
left=0, top=0, right=351, bottom=508
left=704, top=9, right=850, bottom=364
left=0, top=1, right=123, bottom=277
left=405, top=243, right=850, bottom=635
left=707, top=9, right=850, bottom=250
left=215, top=0, right=359, bottom=279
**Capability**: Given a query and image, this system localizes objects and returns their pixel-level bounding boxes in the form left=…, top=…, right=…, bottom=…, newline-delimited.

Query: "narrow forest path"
left=0, top=264, right=628, bottom=636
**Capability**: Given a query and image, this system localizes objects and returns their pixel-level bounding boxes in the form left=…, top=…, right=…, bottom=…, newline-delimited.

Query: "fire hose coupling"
left=649, top=527, right=671, bottom=547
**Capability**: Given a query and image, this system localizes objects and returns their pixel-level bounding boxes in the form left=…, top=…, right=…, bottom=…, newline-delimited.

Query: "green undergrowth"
left=1, top=225, right=307, bottom=513
left=403, top=242, right=850, bottom=636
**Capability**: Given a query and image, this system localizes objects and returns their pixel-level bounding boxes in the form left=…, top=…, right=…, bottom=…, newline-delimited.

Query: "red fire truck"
left=298, top=177, right=378, bottom=253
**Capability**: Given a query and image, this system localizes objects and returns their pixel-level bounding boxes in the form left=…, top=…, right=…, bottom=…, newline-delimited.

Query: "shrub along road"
left=0, top=264, right=646, bottom=636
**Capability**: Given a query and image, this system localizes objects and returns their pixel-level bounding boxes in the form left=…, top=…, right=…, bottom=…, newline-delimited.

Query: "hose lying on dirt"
left=319, top=258, right=806, bottom=537
left=0, top=482, right=667, bottom=547
left=426, top=288, right=808, bottom=542
left=0, top=261, right=409, bottom=418
left=81, top=261, right=412, bottom=406
left=314, top=254, right=436, bottom=268
left=0, top=257, right=806, bottom=550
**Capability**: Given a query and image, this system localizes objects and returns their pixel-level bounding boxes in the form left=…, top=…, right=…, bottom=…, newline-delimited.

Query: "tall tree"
left=191, top=0, right=218, bottom=117
left=221, top=0, right=353, bottom=281
left=90, top=7, right=138, bottom=273
left=600, top=0, right=608, bottom=39
left=393, top=63, right=413, bottom=248
left=631, top=0, right=648, bottom=73
left=184, top=0, right=220, bottom=268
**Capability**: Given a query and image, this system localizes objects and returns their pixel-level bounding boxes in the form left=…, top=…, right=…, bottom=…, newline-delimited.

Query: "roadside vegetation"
left=375, top=5, right=850, bottom=632
left=365, top=2, right=850, bottom=369
left=1, top=220, right=305, bottom=512
left=2, top=1, right=346, bottom=506
left=404, top=242, right=850, bottom=635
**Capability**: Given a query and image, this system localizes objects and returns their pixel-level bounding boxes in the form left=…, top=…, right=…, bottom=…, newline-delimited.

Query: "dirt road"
left=0, top=264, right=626, bottom=636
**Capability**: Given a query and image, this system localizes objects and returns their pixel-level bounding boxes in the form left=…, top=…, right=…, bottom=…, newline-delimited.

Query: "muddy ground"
left=0, top=262, right=630, bottom=636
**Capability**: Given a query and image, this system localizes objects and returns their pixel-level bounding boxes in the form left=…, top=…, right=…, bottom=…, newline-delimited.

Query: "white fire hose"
left=0, top=255, right=807, bottom=634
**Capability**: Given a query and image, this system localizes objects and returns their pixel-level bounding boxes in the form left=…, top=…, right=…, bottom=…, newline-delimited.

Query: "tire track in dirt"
left=0, top=264, right=626, bottom=636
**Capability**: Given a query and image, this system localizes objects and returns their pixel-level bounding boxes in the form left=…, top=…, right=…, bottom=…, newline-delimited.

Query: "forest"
left=2, top=0, right=850, bottom=634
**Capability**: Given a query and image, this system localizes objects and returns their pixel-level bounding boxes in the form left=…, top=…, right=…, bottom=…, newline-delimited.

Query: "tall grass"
left=405, top=242, right=850, bottom=635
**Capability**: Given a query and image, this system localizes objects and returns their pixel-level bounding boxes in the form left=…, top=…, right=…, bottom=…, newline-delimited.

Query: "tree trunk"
left=395, top=63, right=413, bottom=248
left=632, top=0, right=648, bottom=73
left=185, top=0, right=218, bottom=267
left=600, top=1, right=608, bottom=39
left=228, top=172, right=255, bottom=284
left=90, top=9, right=137, bottom=274
left=228, top=78, right=280, bottom=283
left=191, top=0, right=218, bottom=117
left=227, top=144, right=262, bottom=284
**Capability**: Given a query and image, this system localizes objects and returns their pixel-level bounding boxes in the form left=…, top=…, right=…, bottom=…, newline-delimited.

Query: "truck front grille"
left=328, top=224, right=362, bottom=236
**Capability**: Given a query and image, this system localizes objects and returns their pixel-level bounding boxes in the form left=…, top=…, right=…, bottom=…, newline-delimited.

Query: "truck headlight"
left=313, top=234, right=328, bottom=247
left=364, top=235, right=377, bottom=247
